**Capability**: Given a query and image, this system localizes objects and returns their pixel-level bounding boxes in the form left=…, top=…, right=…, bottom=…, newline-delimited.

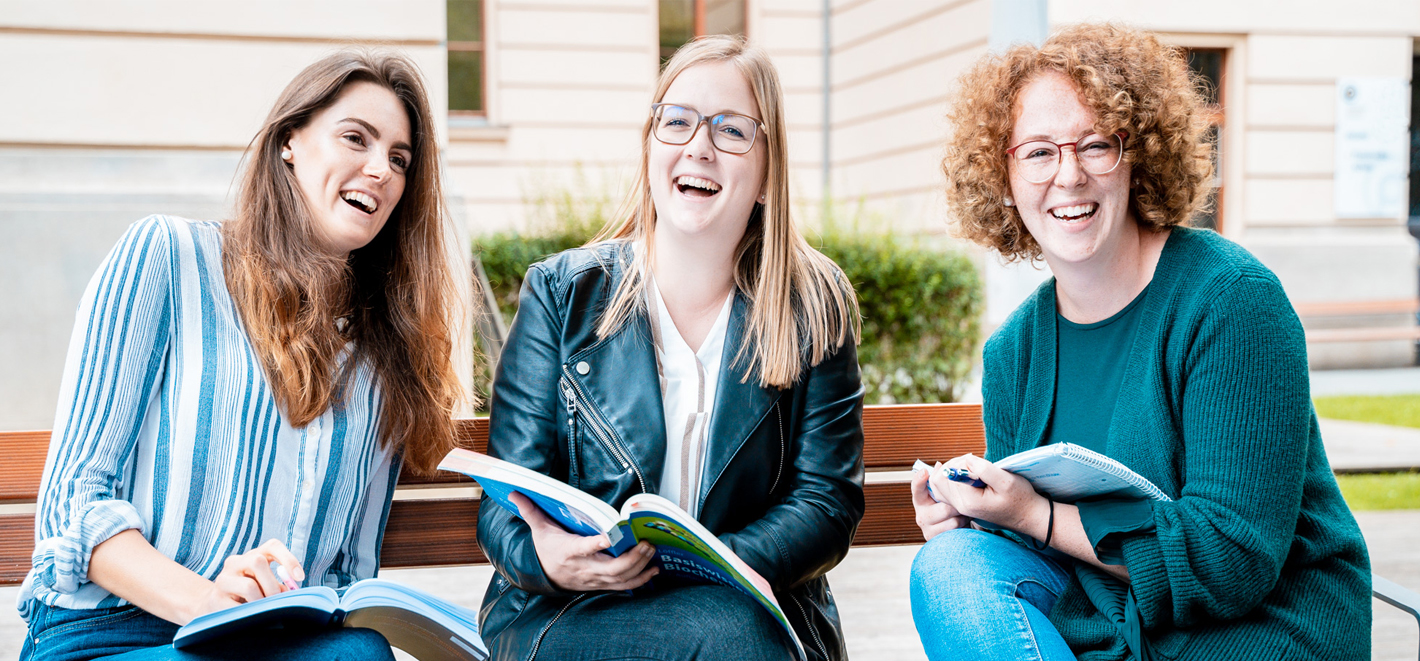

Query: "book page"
left=340, top=579, right=488, bottom=660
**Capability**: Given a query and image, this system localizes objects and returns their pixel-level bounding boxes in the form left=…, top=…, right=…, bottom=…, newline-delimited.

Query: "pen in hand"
left=274, top=564, right=300, bottom=592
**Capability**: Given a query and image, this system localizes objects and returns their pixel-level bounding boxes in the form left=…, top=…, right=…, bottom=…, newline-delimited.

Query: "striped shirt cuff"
left=29, top=500, right=147, bottom=598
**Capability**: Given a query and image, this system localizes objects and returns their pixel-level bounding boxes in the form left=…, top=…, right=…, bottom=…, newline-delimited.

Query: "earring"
left=1003, top=196, right=1014, bottom=207
left=281, top=148, right=293, bottom=162
left=758, top=195, right=766, bottom=204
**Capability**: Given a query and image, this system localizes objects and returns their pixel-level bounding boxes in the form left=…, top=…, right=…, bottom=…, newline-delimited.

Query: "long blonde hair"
left=592, top=36, right=860, bottom=388
left=223, top=50, right=467, bottom=474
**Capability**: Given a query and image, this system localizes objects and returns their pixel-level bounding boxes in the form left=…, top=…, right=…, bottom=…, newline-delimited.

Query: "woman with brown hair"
left=476, top=35, right=864, bottom=660
left=19, top=49, right=466, bottom=660
left=909, top=23, right=1369, bottom=661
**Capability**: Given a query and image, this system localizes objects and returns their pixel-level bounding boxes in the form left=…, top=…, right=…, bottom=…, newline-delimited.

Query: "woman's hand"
left=200, top=539, right=306, bottom=613
left=510, top=492, right=659, bottom=592
left=933, top=454, right=1051, bottom=541
left=910, top=466, right=972, bottom=541
left=89, top=530, right=307, bottom=625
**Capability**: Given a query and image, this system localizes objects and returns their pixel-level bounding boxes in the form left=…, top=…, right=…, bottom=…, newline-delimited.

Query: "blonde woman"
left=476, top=36, right=864, bottom=661
left=910, top=24, right=1368, bottom=661
left=20, top=51, right=466, bottom=660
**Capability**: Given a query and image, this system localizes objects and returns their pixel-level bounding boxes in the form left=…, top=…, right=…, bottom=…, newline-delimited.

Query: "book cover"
left=173, top=578, right=488, bottom=660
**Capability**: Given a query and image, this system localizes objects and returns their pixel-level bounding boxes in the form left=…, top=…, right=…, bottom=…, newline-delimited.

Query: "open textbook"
left=439, top=448, right=807, bottom=660
left=918, top=442, right=1172, bottom=503
left=173, top=578, right=488, bottom=660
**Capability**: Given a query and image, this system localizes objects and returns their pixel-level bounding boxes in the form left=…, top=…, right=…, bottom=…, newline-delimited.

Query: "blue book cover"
left=173, top=578, right=487, bottom=660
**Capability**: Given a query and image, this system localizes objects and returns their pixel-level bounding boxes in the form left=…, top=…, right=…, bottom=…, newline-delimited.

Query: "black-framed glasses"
left=651, top=103, right=764, bottom=155
left=1005, top=131, right=1128, bottom=184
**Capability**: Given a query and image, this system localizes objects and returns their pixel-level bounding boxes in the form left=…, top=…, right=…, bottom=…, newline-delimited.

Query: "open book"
left=439, top=448, right=806, bottom=660
left=918, top=442, right=1172, bottom=503
left=173, top=578, right=488, bottom=660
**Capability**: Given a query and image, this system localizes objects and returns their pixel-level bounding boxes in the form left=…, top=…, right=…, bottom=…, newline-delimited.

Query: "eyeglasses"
left=650, top=103, right=764, bottom=155
left=1005, top=131, right=1127, bottom=184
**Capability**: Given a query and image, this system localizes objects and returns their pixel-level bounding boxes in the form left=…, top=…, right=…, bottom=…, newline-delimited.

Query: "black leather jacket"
left=476, top=242, right=865, bottom=661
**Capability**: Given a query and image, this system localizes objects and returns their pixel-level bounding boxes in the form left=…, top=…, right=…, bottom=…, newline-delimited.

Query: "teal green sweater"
left=982, top=228, right=1370, bottom=660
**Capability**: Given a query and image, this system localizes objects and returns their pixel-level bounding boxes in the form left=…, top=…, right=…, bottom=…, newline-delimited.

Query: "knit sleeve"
left=1120, top=271, right=1311, bottom=629
left=29, top=216, right=174, bottom=600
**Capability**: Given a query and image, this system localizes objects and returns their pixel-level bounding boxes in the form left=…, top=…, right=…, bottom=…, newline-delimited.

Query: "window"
left=448, top=0, right=484, bottom=115
left=1409, top=53, right=1420, bottom=221
left=659, top=0, right=747, bottom=64
left=1185, top=48, right=1226, bottom=231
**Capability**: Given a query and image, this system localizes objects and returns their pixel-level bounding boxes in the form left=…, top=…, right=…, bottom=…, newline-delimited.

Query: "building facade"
left=2, top=0, right=1417, bottom=428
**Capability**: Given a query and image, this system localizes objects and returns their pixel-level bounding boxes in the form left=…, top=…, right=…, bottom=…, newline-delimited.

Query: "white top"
left=646, top=278, right=734, bottom=518
left=20, top=215, right=398, bottom=621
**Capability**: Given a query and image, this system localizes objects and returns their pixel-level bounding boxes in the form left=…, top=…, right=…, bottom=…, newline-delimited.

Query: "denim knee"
left=910, top=528, right=1002, bottom=596
left=326, top=628, right=395, bottom=661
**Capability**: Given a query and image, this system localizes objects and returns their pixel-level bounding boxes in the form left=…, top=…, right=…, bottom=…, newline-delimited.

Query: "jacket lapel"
left=701, top=292, right=780, bottom=509
left=566, top=296, right=669, bottom=492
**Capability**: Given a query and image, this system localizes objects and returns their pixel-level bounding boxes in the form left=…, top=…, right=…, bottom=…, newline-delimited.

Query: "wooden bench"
left=3, top=403, right=1418, bottom=653
left=1295, top=298, right=1420, bottom=344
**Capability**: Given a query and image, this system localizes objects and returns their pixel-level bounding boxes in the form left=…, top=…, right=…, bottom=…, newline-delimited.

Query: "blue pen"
left=946, top=467, right=987, bottom=488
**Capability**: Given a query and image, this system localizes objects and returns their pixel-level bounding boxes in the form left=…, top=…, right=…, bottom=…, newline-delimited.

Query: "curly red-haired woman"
left=910, top=23, right=1369, bottom=661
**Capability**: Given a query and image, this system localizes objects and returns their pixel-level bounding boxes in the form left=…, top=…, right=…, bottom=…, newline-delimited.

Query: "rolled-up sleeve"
left=29, top=216, right=174, bottom=601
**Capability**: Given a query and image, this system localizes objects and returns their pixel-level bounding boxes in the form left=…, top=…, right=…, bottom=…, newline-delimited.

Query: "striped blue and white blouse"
left=18, top=215, right=399, bottom=622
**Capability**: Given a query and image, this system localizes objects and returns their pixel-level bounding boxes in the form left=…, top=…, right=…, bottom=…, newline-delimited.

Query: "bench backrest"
left=0, top=403, right=985, bottom=584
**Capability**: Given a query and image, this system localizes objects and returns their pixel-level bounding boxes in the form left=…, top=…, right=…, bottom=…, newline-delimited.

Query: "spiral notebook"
left=994, top=443, right=1171, bottom=503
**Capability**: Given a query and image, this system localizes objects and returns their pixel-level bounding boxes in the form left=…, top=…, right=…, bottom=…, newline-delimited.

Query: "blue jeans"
left=531, top=583, right=796, bottom=660
left=20, top=600, right=395, bottom=661
left=910, top=528, right=1077, bottom=661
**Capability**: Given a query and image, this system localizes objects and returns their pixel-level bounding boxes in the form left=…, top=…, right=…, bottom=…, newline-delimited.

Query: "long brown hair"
left=223, top=49, right=466, bottom=474
left=593, top=36, right=860, bottom=388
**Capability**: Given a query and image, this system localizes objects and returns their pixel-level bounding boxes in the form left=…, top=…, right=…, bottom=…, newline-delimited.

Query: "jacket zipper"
left=561, top=379, right=581, bottom=488
left=561, top=365, right=647, bottom=493
left=790, top=593, right=827, bottom=660
left=528, top=592, right=589, bottom=660
left=769, top=401, right=785, bottom=493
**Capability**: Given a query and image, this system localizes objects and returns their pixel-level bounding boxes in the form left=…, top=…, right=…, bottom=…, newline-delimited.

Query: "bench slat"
left=0, top=515, right=33, bottom=585
left=0, top=431, right=49, bottom=505
left=380, top=499, right=487, bottom=567
left=1294, top=298, right=1420, bottom=317
left=861, top=404, right=984, bottom=470
left=1306, top=327, right=1420, bottom=343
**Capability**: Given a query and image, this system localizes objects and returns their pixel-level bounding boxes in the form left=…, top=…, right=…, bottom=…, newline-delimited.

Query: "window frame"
left=448, top=0, right=487, bottom=118
left=1183, top=46, right=1228, bottom=233
left=660, top=0, right=750, bottom=64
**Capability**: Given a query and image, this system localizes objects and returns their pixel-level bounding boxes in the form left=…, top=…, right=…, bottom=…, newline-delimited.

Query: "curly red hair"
left=943, top=23, right=1215, bottom=261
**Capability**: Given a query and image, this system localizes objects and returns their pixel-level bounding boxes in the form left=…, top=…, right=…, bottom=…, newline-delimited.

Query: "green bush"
left=473, top=202, right=983, bottom=405
left=816, top=232, right=981, bottom=403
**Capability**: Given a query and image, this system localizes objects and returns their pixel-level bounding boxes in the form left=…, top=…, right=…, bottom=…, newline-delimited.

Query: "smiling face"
left=1007, top=71, right=1136, bottom=268
left=648, top=61, right=768, bottom=248
left=285, top=80, right=412, bottom=256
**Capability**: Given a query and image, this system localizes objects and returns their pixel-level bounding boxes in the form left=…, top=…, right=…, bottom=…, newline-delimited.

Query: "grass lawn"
left=1314, top=394, right=1420, bottom=510
left=1313, top=394, right=1420, bottom=429
left=1336, top=472, right=1420, bottom=511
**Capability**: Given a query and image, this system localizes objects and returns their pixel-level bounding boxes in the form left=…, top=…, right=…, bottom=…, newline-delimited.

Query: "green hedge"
left=474, top=216, right=982, bottom=405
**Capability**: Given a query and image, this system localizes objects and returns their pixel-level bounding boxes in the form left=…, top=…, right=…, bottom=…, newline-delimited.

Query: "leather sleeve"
left=720, top=340, right=866, bottom=592
left=476, top=263, right=572, bottom=597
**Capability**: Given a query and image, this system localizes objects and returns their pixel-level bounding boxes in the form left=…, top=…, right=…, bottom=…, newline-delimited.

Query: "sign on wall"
left=1334, top=77, right=1409, bottom=219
